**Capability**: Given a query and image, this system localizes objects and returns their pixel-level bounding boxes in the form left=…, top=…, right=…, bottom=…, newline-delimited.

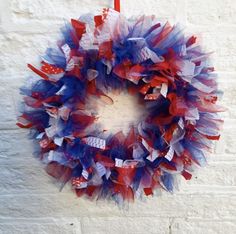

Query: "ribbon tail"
left=114, top=0, right=120, bottom=12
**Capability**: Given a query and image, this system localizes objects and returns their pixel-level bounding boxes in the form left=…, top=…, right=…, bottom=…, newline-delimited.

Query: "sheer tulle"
left=17, top=8, right=224, bottom=203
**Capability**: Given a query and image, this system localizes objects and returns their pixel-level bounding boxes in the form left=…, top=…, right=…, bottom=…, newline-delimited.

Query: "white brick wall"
left=0, top=0, right=236, bottom=233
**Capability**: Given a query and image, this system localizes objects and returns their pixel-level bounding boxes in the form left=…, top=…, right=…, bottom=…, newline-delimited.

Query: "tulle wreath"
left=17, top=8, right=224, bottom=204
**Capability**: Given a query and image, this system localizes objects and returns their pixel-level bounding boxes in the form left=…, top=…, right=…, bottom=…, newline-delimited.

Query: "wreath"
left=17, top=2, right=224, bottom=204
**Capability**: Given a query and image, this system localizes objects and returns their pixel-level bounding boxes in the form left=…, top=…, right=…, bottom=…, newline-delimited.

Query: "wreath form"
left=18, top=8, right=224, bottom=203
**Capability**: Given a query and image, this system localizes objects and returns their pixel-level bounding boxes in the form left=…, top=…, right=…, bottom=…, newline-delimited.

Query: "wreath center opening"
left=90, top=91, right=147, bottom=135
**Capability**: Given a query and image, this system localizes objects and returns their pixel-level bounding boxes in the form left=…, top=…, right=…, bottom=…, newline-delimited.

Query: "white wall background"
left=0, top=0, right=236, bottom=233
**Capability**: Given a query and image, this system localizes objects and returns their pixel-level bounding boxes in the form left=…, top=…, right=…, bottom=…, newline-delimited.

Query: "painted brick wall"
left=0, top=0, right=236, bottom=233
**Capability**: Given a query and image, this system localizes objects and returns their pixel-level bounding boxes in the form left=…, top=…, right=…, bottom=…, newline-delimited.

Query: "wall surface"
left=0, top=0, right=236, bottom=233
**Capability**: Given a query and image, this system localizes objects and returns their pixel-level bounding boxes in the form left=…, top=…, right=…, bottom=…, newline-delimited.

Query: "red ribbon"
left=114, top=0, right=120, bottom=12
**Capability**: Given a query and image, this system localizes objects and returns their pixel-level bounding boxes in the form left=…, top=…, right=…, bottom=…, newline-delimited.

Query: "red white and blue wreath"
left=17, top=0, right=224, bottom=203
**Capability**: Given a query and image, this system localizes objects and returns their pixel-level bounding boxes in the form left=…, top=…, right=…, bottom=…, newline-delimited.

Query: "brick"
left=0, top=218, right=81, bottom=234
left=9, top=0, right=109, bottom=21
left=187, top=0, right=236, bottom=25
left=123, top=0, right=186, bottom=24
left=0, top=193, right=236, bottom=219
left=81, top=217, right=169, bottom=234
left=0, top=129, right=33, bottom=160
left=0, top=86, right=17, bottom=127
left=180, top=162, right=236, bottom=187
left=0, top=33, right=58, bottom=76
left=171, top=218, right=236, bottom=234
left=0, top=158, right=60, bottom=195
left=215, top=119, right=236, bottom=154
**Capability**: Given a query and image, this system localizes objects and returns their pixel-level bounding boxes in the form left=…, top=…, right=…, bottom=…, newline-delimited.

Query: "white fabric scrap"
left=48, top=150, right=64, bottom=162
left=178, top=118, right=184, bottom=129
left=135, top=46, right=164, bottom=63
left=80, top=25, right=97, bottom=50
left=170, top=128, right=185, bottom=145
left=106, top=169, right=111, bottom=179
left=48, top=73, right=65, bottom=82
left=141, top=138, right=150, bottom=150
left=165, top=147, right=174, bottom=161
left=65, top=59, right=74, bottom=71
left=74, top=181, right=88, bottom=189
left=56, top=85, right=67, bottom=95
left=45, top=125, right=57, bottom=138
left=36, top=132, right=45, bottom=140
left=48, top=150, right=54, bottom=161
left=160, top=83, right=168, bottom=97
left=82, top=169, right=89, bottom=180
left=84, top=137, right=106, bottom=149
left=61, top=44, right=71, bottom=61
left=96, top=162, right=106, bottom=177
left=54, top=137, right=64, bottom=146
left=147, top=150, right=159, bottom=162
left=115, top=158, right=123, bottom=167
left=176, top=60, right=195, bottom=83
left=61, top=44, right=75, bottom=71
